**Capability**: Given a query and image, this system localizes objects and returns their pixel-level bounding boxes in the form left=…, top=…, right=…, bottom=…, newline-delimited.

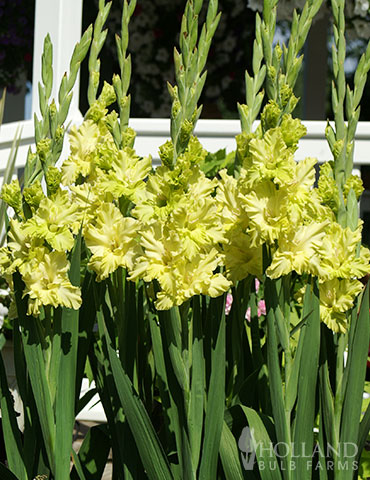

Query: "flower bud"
left=45, top=166, right=62, bottom=195
left=98, top=81, right=116, bottom=107
left=261, top=100, right=281, bottom=131
left=1, top=180, right=22, bottom=214
left=36, top=138, right=52, bottom=163
left=159, top=140, right=174, bottom=167
left=23, top=181, right=45, bottom=210
left=344, top=174, right=364, bottom=201
left=280, top=114, right=307, bottom=149
left=122, top=126, right=136, bottom=148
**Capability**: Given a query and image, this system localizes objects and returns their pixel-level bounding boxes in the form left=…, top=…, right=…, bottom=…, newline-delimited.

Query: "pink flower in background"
left=245, top=300, right=266, bottom=322
left=225, top=278, right=265, bottom=320
left=258, top=299, right=266, bottom=316
left=225, top=293, right=233, bottom=315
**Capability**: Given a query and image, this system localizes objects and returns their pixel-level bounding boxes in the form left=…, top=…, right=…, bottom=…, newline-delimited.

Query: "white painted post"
left=31, top=0, right=83, bottom=118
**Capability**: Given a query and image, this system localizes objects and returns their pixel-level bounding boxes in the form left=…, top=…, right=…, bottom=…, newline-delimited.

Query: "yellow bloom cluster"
left=130, top=137, right=231, bottom=309
left=62, top=111, right=230, bottom=310
left=0, top=192, right=82, bottom=315
left=2, top=96, right=368, bottom=332
left=0, top=95, right=149, bottom=316
left=59, top=99, right=150, bottom=284
left=217, top=113, right=370, bottom=333
left=84, top=203, right=139, bottom=281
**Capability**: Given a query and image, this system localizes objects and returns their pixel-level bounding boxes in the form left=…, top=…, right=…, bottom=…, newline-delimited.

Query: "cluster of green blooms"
left=1, top=96, right=369, bottom=332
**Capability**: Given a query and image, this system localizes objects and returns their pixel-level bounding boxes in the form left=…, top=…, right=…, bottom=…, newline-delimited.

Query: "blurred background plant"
left=0, top=0, right=34, bottom=94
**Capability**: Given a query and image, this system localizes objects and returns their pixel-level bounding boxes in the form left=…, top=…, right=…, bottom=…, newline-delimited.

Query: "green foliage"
left=199, top=148, right=235, bottom=177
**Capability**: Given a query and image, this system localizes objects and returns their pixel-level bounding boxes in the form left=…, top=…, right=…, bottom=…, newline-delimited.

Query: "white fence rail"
left=1, top=118, right=370, bottom=172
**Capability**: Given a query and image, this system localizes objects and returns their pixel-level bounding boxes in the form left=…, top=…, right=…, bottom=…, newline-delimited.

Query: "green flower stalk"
left=87, top=0, right=111, bottom=107
left=236, top=0, right=322, bottom=172
left=168, top=0, right=221, bottom=164
left=260, top=0, right=279, bottom=103
left=237, top=11, right=266, bottom=134
left=326, top=0, right=370, bottom=228
left=239, top=0, right=323, bottom=138
left=112, top=0, right=137, bottom=147
left=281, top=0, right=324, bottom=101
left=25, top=26, right=92, bottom=188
